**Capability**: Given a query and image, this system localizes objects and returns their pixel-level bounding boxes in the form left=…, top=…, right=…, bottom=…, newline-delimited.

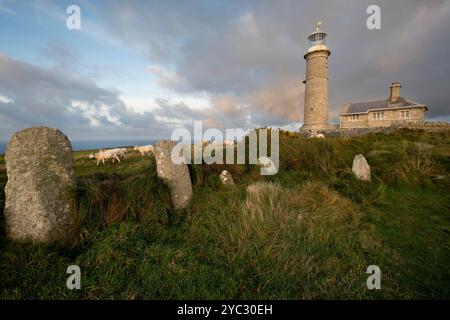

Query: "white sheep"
left=112, top=148, right=128, bottom=157
left=89, top=148, right=123, bottom=165
left=134, top=145, right=154, bottom=157
left=309, top=133, right=325, bottom=139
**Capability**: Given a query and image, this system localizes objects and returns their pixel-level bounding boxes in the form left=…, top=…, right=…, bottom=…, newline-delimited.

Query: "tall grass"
left=75, top=157, right=172, bottom=245
left=185, top=181, right=387, bottom=299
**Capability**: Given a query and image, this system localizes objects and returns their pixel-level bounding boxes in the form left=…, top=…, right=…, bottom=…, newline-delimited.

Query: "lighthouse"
left=301, top=22, right=331, bottom=133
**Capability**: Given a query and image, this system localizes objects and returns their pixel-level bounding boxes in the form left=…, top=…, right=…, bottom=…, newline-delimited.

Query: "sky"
left=0, top=0, right=449, bottom=141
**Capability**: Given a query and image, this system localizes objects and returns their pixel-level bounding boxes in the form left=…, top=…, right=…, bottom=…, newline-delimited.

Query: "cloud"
left=154, top=99, right=206, bottom=123
left=0, top=93, right=13, bottom=104
left=0, top=53, right=172, bottom=140
left=145, top=65, right=188, bottom=91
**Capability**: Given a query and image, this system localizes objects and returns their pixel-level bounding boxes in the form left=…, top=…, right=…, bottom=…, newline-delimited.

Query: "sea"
left=0, top=140, right=159, bottom=155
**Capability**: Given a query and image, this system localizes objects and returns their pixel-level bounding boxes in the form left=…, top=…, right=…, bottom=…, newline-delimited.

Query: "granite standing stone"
left=352, top=154, right=371, bottom=182
left=154, top=140, right=193, bottom=209
left=219, top=170, right=235, bottom=186
left=4, top=127, right=77, bottom=244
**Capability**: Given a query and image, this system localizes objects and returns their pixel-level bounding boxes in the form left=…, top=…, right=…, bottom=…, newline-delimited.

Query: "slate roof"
left=342, top=97, right=427, bottom=115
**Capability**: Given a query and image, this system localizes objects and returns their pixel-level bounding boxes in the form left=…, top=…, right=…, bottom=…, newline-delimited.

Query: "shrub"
left=393, top=141, right=435, bottom=186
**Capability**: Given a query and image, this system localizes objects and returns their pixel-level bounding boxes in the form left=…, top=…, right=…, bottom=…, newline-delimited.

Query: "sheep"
left=309, top=133, right=325, bottom=139
left=113, top=147, right=128, bottom=156
left=134, top=145, right=154, bottom=157
left=107, top=147, right=128, bottom=159
left=89, top=148, right=123, bottom=165
left=104, top=148, right=128, bottom=159
left=88, top=149, right=118, bottom=165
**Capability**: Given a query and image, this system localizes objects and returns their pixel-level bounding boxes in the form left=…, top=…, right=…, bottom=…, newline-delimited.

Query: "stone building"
left=300, top=22, right=331, bottom=133
left=339, top=82, right=428, bottom=129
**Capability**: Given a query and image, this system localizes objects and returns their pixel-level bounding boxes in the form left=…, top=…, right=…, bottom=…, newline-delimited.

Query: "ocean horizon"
left=0, top=140, right=159, bottom=155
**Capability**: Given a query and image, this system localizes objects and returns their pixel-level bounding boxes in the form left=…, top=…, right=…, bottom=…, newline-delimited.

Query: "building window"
left=350, top=114, right=359, bottom=120
left=401, top=110, right=410, bottom=119
left=372, top=112, right=384, bottom=120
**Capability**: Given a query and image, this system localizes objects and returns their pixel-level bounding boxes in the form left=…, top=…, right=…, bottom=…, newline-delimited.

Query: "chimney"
left=389, top=82, right=401, bottom=103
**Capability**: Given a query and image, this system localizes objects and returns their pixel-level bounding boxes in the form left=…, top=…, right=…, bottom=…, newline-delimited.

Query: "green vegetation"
left=0, top=129, right=449, bottom=299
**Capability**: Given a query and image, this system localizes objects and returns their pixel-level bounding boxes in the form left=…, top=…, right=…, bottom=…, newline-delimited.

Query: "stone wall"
left=321, top=121, right=450, bottom=137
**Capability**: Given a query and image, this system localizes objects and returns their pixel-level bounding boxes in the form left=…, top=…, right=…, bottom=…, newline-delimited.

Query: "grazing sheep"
left=134, top=145, right=154, bottom=157
left=89, top=149, right=123, bottom=165
left=309, top=133, right=325, bottom=139
left=106, top=148, right=127, bottom=160
left=113, top=148, right=128, bottom=156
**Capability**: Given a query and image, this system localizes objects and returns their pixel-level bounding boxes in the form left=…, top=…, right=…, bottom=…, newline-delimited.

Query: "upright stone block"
left=154, top=141, right=193, bottom=209
left=219, top=170, right=235, bottom=187
left=352, top=154, right=371, bottom=182
left=4, top=127, right=77, bottom=244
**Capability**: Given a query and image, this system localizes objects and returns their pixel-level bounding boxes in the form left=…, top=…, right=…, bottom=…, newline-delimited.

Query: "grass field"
left=0, top=129, right=449, bottom=299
